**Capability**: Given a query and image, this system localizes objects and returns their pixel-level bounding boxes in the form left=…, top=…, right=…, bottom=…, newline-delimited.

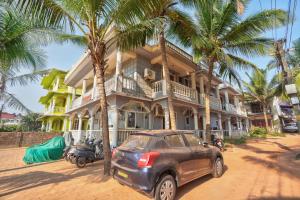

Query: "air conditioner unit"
left=144, top=68, right=155, bottom=80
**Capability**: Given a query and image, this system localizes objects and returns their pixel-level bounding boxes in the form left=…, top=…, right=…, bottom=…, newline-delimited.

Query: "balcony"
left=44, top=106, right=66, bottom=115
left=225, top=103, right=237, bottom=114
left=199, top=94, right=222, bottom=110
left=152, top=80, right=198, bottom=103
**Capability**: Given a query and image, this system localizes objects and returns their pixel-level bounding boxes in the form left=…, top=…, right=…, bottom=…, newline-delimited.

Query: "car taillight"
left=112, top=148, right=118, bottom=158
left=137, top=152, right=160, bottom=168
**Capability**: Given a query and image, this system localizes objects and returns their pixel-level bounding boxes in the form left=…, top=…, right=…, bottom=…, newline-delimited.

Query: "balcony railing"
left=199, top=94, right=221, bottom=110
left=152, top=80, right=198, bottom=103
left=226, top=103, right=237, bottom=114
left=53, top=106, right=65, bottom=113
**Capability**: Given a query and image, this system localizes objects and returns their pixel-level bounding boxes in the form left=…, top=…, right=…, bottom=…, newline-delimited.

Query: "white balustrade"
left=170, top=81, right=197, bottom=102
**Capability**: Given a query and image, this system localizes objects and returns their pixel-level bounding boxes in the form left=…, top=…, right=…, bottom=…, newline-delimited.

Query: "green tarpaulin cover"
left=23, top=136, right=65, bottom=164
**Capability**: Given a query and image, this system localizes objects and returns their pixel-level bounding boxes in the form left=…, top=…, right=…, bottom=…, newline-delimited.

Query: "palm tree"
left=0, top=6, right=51, bottom=119
left=20, top=112, right=42, bottom=131
left=11, top=0, right=163, bottom=175
left=243, top=69, right=279, bottom=131
left=173, top=0, right=287, bottom=142
left=142, top=0, right=194, bottom=130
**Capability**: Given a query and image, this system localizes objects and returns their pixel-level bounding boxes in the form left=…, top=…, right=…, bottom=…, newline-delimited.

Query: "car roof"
left=130, top=130, right=194, bottom=137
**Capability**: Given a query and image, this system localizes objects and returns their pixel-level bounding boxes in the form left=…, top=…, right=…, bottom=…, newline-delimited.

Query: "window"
left=165, top=135, right=185, bottom=147
left=121, top=135, right=151, bottom=150
left=119, top=102, right=150, bottom=129
left=184, top=133, right=201, bottom=146
left=185, top=117, right=190, bottom=126
left=127, top=112, right=136, bottom=128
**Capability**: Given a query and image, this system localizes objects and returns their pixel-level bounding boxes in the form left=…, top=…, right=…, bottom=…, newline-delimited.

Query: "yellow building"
left=39, top=69, right=80, bottom=132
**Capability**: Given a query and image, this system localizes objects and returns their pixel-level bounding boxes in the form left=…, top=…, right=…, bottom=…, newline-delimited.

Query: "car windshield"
left=120, top=134, right=151, bottom=150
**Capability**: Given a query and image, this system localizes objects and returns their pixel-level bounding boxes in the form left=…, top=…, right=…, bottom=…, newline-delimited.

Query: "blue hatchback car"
left=111, top=130, right=224, bottom=200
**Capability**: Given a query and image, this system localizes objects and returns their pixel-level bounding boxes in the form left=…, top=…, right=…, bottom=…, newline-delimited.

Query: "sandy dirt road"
left=0, top=134, right=300, bottom=200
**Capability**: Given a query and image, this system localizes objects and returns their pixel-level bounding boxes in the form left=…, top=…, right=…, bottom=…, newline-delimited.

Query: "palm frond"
left=6, top=70, right=48, bottom=87
left=1, top=91, right=31, bottom=113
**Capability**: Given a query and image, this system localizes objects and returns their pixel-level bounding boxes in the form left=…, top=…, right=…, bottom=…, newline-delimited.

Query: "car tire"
left=76, top=157, right=86, bottom=168
left=212, top=157, right=223, bottom=178
left=154, top=175, right=176, bottom=200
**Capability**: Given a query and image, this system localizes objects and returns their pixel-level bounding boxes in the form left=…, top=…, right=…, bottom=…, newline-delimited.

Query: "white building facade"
left=64, top=42, right=249, bottom=145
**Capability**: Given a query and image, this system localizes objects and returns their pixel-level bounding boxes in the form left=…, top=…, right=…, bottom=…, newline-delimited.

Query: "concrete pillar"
left=202, top=114, right=206, bottom=142
left=115, top=49, right=123, bottom=91
left=78, top=114, right=82, bottom=131
left=111, top=106, right=119, bottom=147
left=191, top=72, right=196, bottom=89
left=48, top=119, right=53, bottom=132
left=246, top=118, right=250, bottom=132
left=62, top=118, right=67, bottom=132
left=92, top=75, right=97, bottom=99
left=80, top=79, right=87, bottom=104
left=88, top=115, right=94, bottom=139
left=227, top=117, right=232, bottom=137
left=193, top=110, right=199, bottom=130
left=164, top=108, right=170, bottom=129
left=224, top=89, right=229, bottom=104
left=149, top=113, right=154, bottom=129
left=218, top=113, right=223, bottom=131
left=41, top=121, right=45, bottom=131
left=69, top=117, right=73, bottom=131
left=65, top=95, right=70, bottom=112
left=52, top=98, right=56, bottom=113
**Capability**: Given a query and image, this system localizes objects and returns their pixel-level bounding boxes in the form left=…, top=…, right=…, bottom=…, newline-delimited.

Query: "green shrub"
left=268, top=131, right=286, bottom=137
left=249, top=127, right=267, bottom=138
left=224, top=136, right=247, bottom=145
left=0, top=125, right=20, bottom=132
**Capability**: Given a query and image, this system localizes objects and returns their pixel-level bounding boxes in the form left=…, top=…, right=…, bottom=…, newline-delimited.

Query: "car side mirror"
left=203, top=142, right=209, bottom=147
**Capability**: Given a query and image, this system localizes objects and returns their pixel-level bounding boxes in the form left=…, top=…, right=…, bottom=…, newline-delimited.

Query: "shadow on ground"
left=175, top=165, right=228, bottom=200
left=0, top=161, right=104, bottom=197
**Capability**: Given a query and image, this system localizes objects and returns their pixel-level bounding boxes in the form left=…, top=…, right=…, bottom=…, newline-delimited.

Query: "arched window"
left=119, top=102, right=149, bottom=129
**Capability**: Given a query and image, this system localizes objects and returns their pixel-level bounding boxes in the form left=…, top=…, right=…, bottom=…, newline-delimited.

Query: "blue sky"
left=7, top=0, right=300, bottom=114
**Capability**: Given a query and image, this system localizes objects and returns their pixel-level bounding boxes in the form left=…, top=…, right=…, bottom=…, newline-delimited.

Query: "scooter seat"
left=75, top=145, right=93, bottom=151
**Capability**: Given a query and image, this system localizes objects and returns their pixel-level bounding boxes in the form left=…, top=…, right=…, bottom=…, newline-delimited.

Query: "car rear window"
left=184, top=133, right=201, bottom=146
left=165, top=134, right=185, bottom=147
left=120, top=134, right=151, bottom=150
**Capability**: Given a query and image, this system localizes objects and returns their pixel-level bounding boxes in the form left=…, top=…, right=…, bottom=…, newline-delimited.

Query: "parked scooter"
left=63, top=132, right=74, bottom=161
left=213, top=138, right=225, bottom=152
left=68, top=138, right=104, bottom=168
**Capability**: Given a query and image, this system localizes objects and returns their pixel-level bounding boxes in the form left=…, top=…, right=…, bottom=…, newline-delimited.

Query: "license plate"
left=118, top=170, right=128, bottom=178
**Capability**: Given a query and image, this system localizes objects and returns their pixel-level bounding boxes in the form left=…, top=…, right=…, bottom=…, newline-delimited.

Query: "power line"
left=274, top=0, right=277, bottom=39
left=258, top=0, right=262, bottom=11
left=271, top=0, right=275, bottom=40
left=288, top=0, right=297, bottom=49
left=285, top=0, right=292, bottom=49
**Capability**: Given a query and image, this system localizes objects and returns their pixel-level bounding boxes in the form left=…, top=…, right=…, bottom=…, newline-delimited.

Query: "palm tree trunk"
left=89, top=40, right=111, bottom=176
left=159, top=31, right=176, bottom=130
left=263, top=105, right=270, bottom=132
left=205, top=60, right=214, bottom=143
left=0, top=76, right=6, bottom=128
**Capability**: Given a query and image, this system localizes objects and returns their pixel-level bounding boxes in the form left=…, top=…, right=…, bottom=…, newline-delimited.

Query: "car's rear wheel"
left=212, top=157, right=223, bottom=178
left=154, top=175, right=176, bottom=200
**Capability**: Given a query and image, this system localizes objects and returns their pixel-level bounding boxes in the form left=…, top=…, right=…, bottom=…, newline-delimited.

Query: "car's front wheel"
left=76, top=157, right=86, bottom=168
left=154, top=175, right=176, bottom=200
left=212, top=157, right=223, bottom=178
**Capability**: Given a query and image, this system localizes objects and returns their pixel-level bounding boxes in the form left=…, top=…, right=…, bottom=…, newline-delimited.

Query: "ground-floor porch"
left=66, top=96, right=249, bottom=145
left=40, top=116, right=69, bottom=132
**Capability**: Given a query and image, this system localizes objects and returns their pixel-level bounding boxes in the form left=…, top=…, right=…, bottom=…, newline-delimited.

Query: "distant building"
left=0, top=112, right=22, bottom=126
left=38, top=69, right=81, bottom=132
left=244, top=101, right=273, bottom=128
left=245, top=97, right=298, bottom=132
